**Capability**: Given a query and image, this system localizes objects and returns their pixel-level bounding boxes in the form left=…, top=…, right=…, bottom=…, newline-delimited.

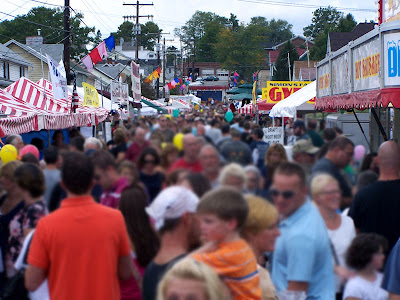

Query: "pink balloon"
left=354, top=145, right=366, bottom=161
left=19, top=145, right=39, bottom=159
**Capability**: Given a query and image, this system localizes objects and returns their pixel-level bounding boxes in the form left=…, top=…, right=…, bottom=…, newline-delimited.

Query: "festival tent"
left=157, top=98, right=191, bottom=112
left=141, top=97, right=168, bottom=114
left=237, top=99, right=275, bottom=114
left=269, top=81, right=316, bottom=118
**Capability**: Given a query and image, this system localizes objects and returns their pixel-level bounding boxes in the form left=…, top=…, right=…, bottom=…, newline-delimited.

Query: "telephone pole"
left=123, top=1, right=153, bottom=63
left=64, top=0, right=71, bottom=84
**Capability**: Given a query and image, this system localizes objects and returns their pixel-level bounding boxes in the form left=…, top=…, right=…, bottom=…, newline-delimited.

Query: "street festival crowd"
left=0, top=110, right=399, bottom=300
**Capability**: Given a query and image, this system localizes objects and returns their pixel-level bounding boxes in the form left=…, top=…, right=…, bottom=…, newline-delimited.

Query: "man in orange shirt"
left=25, top=152, right=133, bottom=300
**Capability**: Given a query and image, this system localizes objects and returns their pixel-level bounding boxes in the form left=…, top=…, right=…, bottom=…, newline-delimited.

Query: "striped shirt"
left=194, top=239, right=262, bottom=300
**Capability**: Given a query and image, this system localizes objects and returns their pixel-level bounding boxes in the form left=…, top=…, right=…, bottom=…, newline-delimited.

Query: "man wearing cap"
left=292, top=120, right=311, bottom=144
left=292, top=139, right=320, bottom=184
left=142, top=186, right=200, bottom=300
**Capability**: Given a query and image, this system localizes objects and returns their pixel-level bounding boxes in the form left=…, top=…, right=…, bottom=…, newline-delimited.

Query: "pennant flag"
left=82, top=82, right=99, bottom=107
left=89, top=48, right=102, bottom=65
left=186, top=80, right=190, bottom=85
left=253, top=72, right=258, bottom=82
left=171, top=80, right=177, bottom=87
left=105, top=35, right=115, bottom=51
left=168, top=82, right=173, bottom=89
left=46, top=54, right=68, bottom=100
left=179, top=78, right=182, bottom=84
left=153, top=70, right=160, bottom=79
left=164, top=84, right=170, bottom=94
left=234, top=71, right=239, bottom=77
left=97, top=41, right=108, bottom=59
left=82, top=55, right=93, bottom=72
left=252, top=81, right=257, bottom=105
left=145, top=73, right=153, bottom=84
left=180, top=84, right=186, bottom=91
left=156, top=66, right=162, bottom=74
left=174, top=78, right=180, bottom=83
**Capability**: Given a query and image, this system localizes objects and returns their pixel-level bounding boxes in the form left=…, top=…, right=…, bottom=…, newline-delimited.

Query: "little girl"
left=343, top=233, right=388, bottom=300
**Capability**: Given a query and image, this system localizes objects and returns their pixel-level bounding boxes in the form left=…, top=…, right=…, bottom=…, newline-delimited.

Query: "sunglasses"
left=270, top=189, right=295, bottom=199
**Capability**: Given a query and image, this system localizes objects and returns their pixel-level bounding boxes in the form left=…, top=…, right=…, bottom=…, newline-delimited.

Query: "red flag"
left=89, top=48, right=102, bottom=65
left=179, top=78, right=182, bottom=84
left=168, top=82, right=173, bottom=89
left=156, top=67, right=162, bottom=74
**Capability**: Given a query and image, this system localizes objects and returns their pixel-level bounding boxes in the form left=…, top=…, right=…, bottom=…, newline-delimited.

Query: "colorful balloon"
left=19, top=145, right=39, bottom=159
left=173, top=109, right=180, bottom=118
left=225, top=111, right=233, bottom=122
left=354, top=145, right=366, bottom=161
left=173, top=133, right=184, bottom=151
left=0, top=144, right=18, bottom=164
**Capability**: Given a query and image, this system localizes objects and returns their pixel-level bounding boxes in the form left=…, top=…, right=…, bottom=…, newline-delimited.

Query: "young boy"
left=192, top=187, right=262, bottom=300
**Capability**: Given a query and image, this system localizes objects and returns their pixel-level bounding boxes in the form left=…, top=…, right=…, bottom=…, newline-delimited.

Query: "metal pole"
left=135, top=0, right=139, bottom=64
left=287, top=53, right=291, bottom=82
left=64, top=0, right=71, bottom=84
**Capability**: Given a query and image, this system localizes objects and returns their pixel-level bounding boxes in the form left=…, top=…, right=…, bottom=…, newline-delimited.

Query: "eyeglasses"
left=270, top=189, right=295, bottom=199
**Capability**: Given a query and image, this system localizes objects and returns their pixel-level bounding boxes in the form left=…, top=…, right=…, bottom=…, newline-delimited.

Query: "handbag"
left=2, top=235, right=33, bottom=300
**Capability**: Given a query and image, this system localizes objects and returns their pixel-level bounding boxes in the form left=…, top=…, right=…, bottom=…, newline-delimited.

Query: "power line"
left=81, top=0, right=113, bottom=33
left=237, top=0, right=377, bottom=12
left=29, top=0, right=64, bottom=7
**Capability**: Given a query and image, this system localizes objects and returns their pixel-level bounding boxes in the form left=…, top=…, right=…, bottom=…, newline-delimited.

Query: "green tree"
left=114, top=21, right=133, bottom=45
left=303, top=6, right=343, bottom=39
left=0, top=6, right=96, bottom=59
left=274, top=41, right=299, bottom=81
left=140, top=21, right=162, bottom=51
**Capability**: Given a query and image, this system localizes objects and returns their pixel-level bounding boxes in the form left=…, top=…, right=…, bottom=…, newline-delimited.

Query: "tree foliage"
left=0, top=6, right=96, bottom=59
left=274, top=41, right=299, bottom=81
left=114, top=21, right=161, bottom=51
left=304, top=7, right=357, bottom=61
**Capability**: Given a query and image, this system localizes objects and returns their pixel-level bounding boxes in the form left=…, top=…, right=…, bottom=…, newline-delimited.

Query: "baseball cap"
left=145, top=186, right=199, bottom=231
left=292, top=139, right=320, bottom=155
left=293, top=120, right=306, bottom=129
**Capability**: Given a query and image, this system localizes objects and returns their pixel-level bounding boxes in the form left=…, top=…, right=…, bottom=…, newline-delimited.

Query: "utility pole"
left=156, top=34, right=161, bottom=99
left=162, top=38, right=174, bottom=98
left=64, top=0, right=71, bottom=84
left=123, top=1, right=153, bottom=62
left=287, top=53, right=291, bottom=82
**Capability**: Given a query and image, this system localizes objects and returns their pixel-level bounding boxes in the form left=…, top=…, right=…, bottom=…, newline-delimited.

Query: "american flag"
left=71, top=78, right=79, bottom=113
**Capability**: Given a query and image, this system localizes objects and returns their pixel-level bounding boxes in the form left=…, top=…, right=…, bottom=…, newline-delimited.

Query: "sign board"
left=263, top=81, right=314, bottom=105
left=383, top=0, right=400, bottom=23
left=46, top=54, right=68, bottom=100
left=317, top=63, right=330, bottom=98
left=131, top=61, right=141, bottom=102
left=82, top=82, right=99, bottom=107
left=384, top=31, right=400, bottom=86
left=111, top=81, right=129, bottom=104
left=332, top=51, right=350, bottom=95
left=352, top=37, right=380, bottom=92
left=263, top=127, right=284, bottom=145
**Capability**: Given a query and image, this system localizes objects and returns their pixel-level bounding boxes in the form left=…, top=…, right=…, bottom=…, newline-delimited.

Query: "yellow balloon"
left=0, top=144, right=18, bottom=164
left=200, top=109, right=203, bottom=112
left=173, top=133, right=184, bottom=151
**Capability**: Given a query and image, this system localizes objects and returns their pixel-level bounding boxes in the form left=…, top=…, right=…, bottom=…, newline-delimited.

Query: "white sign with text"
left=263, top=127, right=284, bottom=145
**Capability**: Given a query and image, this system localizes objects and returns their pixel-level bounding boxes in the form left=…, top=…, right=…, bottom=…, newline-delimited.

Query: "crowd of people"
left=0, top=112, right=398, bottom=300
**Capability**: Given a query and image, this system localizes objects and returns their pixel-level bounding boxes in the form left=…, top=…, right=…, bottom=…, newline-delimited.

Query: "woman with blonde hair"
left=241, top=195, right=280, bottom=300
left=262, top=143, right=288, bottom=191
left=157, top=258, right=229, bottom=300
left=218, top=163, right=246, bottom=192
left=311, top=173, right=355, bottom=300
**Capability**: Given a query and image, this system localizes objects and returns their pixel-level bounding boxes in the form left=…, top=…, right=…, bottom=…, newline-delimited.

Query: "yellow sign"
left=82, top=82, right=99, bottom=107
left=263, top=81, right=315, bottom=105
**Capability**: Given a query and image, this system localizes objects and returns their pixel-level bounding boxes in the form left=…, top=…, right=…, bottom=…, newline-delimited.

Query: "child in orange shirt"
left=192, top=187, right=262, bottom=300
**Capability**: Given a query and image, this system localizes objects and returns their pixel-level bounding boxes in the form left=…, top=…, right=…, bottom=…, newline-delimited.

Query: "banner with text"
left=384, top=31, right=400, bottom=86
left=131, top=61, right=141, bottom=102
left=352, top=37, right=380, bottom=92
left=46, top=54, right=68, bottom=100
left=263, top=81, right=314, bottom=105
left=111, top=81, right=129, bottom=104
left=263, top=127, right=284, bottom=145
left=383, top=0, right=400, bottom=23
left=82, top=82, right=99, bottom=107
left=317, top=62, right=330, bottom=98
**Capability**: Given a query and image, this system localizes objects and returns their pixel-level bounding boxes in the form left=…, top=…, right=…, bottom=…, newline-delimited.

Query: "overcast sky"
left=1, top=0, right=378, bottom=48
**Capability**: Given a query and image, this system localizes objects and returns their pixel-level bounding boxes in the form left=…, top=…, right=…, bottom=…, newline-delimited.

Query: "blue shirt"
left=272, top=200, right=335, bottom=300
left=382, top=237, right=400, bottom=294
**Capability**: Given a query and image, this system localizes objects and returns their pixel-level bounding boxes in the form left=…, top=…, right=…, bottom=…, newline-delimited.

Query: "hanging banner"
left=352, top=37, right=380, bottom=92
left=131, top=61, right=141, bottom=101
left=384, top=31, right=400, bottom=86
left=383, top=0, right=400, bottom=23
left=46, top=54, right=68, bottom=100
left=332, top=51, right=350, bottom=95
left=317, top=63, right=330, bottom=98
left=82, top=82, right=99, bottom=107
left=263, top=81, right=314, bottom=104
left=111, top=81, right=129, bottom=104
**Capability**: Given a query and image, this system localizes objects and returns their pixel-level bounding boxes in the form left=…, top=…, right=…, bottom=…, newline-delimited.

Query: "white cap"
left=145, top=186, right=199, bottom=231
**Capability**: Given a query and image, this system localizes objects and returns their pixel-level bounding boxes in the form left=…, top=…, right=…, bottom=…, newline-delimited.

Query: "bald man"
left=168, top=134, right=203, bottom=173
left=349, top=141, right=400, bottom=255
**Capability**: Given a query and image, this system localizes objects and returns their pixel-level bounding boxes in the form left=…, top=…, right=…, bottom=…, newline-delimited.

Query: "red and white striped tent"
left=238, top=100, right=274, bottom=115
left=0, top=77, right=110, bottom=137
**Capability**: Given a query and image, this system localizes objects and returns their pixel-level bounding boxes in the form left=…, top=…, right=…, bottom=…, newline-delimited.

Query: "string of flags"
left=144, top=67, right=162, bottom=84
left=163, top=77, right=191, bottom=93
left=82, top=35, right=116, bottom=72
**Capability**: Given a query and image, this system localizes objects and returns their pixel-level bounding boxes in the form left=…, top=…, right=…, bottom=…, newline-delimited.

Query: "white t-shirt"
left=328, top=215, right=356, bottom=292
left=343, top=272, right=388, bottom=300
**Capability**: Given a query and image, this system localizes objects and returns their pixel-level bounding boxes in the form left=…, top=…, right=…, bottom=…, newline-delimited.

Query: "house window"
left=20, top=66, right=25, bottom=77
left=3, top=62, right=9, bottom=79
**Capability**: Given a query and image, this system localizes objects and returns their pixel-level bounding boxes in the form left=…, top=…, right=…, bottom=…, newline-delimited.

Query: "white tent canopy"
left=269, top=81, right=316, bottom=118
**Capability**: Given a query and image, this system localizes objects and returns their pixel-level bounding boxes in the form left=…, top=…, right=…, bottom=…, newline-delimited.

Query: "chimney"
left=26, top=35, right=43, bottom=46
